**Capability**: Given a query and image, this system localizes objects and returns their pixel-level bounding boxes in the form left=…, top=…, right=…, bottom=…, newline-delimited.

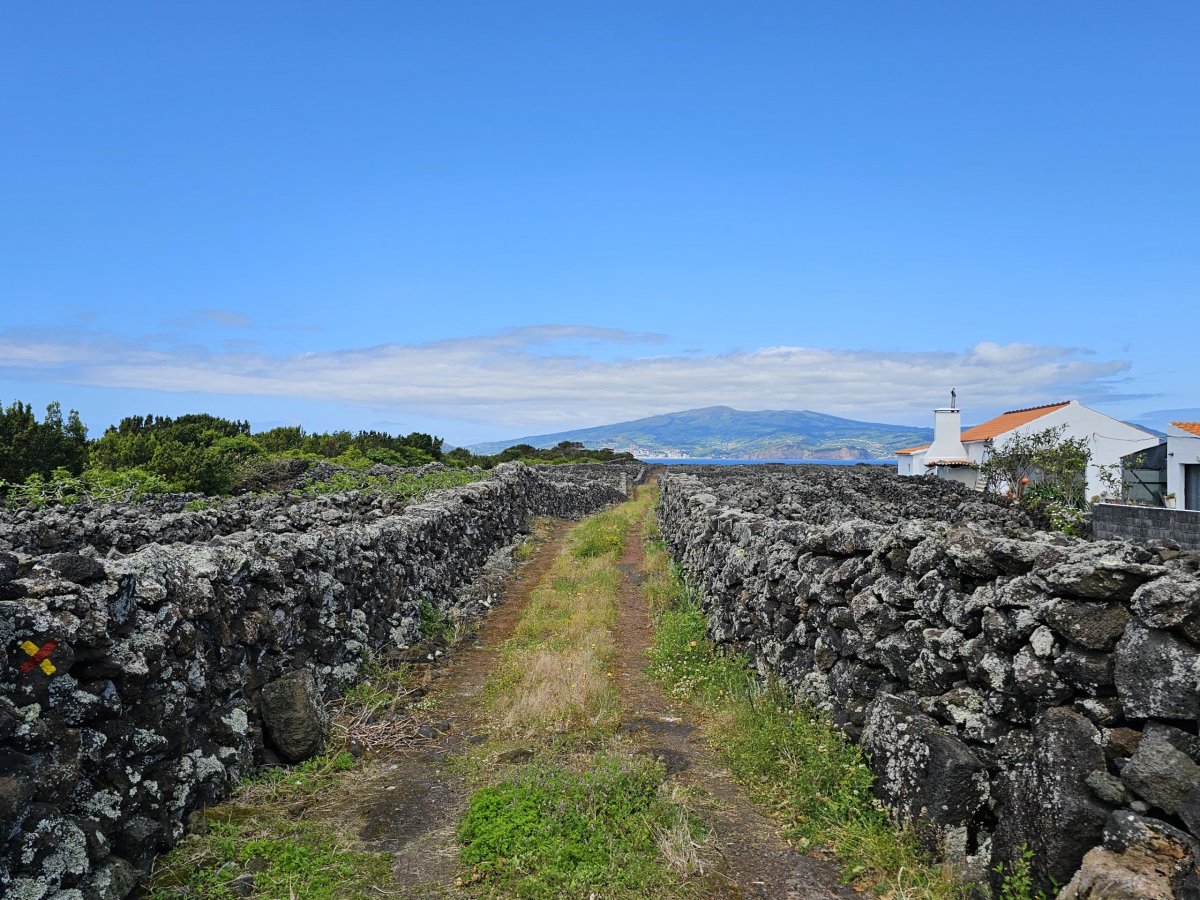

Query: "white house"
left=1166, top=422, right=1200, bottom=511
left=897, top=398, right=1161, bottom=499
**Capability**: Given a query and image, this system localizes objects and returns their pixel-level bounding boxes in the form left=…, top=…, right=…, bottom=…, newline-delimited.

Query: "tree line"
left=0, top=400, right=634, bottom=500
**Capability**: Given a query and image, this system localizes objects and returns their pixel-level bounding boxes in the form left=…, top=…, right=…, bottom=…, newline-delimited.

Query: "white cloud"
left=0, top=324, right=1135, bottom=429
left=161, top=308, right=254, bottom=330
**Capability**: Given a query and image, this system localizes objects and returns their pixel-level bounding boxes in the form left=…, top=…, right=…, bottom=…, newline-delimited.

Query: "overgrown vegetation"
left=147, top=747, right=392, bottom=900
left=458, top=755, right=693, bottom=898
left=980, top=425, right=1090, bottom=535
left=0, top=398, right=635, bottom=504
left=639, top=494, right=965, bottom=898
left=419, top=599, right=458, bottom=643
left=993, top=844, right=1053, bottom=900
left=148, top=659, right=425, bottom=898
left=447, top=440, right=636, bottom=469
left=482, top=509, right=627, bottom=738
left=0, top=400, right=88, bottom=483
left=458, top=499, right=701, bottom=897
left=149, top=815, right=393, bottom=900
left=302, top=466, right=484, bottom=499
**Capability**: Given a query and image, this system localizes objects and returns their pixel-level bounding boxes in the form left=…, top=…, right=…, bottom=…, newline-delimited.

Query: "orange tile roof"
left=895, top=444, right=930, bottom=455
left=1174, top=422, right=1200, bottom=437
left=959, top=401, right=1070, bottom=443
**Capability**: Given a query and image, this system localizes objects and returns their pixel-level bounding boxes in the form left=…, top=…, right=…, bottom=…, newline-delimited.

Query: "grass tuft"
left=149, top=816, right=392, bottom=899
left=458, top=755, right=697, bottom=898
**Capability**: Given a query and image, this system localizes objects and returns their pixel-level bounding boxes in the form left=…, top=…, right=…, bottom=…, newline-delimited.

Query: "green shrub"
left=302, top=467, right=483, bottom=500
left=419, top=600, right=456, bottom=642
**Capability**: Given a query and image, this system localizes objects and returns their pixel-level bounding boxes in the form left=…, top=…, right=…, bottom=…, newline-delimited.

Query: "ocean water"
left=642, top=458, right=895, bottom=467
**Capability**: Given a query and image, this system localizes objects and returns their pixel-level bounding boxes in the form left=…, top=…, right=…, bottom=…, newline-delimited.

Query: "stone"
left=1043, top=597, right=1131, bottom=651
left=1055, top=646, right=1115, bottom=691
left=1086, top=771, right=1132, bottom=806
left=1059, top=811, right=1200, bottom=899
left=991, top=707, right=1110, bottom=892
left=1029, top=624, right=1056, bottom=658
left=112, top=814, right=165, bottom=870
left=0, top=775, right=34, bottom=839
left=260, top=669, right=328, bottom=763
left=1102, top=727, right=1142, bottom=760
left=1040, top=554, right=1161, bottom=601
left=1075, top=696, right=1122, bottom=727
left=1121, top=725, right=1200, bottom=815
left=43, top=553, right=107, bottom=585
left=95, top=855, right=141, bottom=899
left=0, top=550, right=18, bottom=584
left=920, top=686, right=1007, bottom=744
left=1180, top=783, right=1200, bottom=839
left=1114, top=622, right=1200, bottom=719
left=862, top=695, right=989, bottom=856
left=1131, top=574, right=1200, bottom=629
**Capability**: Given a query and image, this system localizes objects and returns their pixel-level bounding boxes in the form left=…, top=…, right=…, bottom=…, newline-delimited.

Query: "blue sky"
left=2, top=2, right=1197, bottom=444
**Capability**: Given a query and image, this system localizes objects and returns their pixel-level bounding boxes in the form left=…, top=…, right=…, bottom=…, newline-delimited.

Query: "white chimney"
left=925, top=390, right=970, bottom=464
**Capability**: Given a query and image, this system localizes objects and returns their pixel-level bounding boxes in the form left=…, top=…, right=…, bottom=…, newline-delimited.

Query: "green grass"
left=480, top=549, right=622, bottom=738
left=341, top=658, right=414, bottom=716
left=184, top=496, right=221, bottom=511
left=147, top=750, right=391, bottom=899
left=568, top=506, right=631, bottom=559
left=149, top=816, right=392, bottom=899
left=640, top=493, right=964, bottom=899
left=239, top=751, right=357, bottom=801
left=459, top=493, right=703, bottom=896
left=458, top=755, right=695, bottom=898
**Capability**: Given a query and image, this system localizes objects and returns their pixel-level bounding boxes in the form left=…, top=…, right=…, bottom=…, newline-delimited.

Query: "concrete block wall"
left=1093, top=503, right=1200, bottom=550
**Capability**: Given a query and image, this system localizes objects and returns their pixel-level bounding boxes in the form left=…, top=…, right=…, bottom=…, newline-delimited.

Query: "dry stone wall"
left=0, top=461, right=645, bottom=899
left=658, top=465, right=1200, bottom=895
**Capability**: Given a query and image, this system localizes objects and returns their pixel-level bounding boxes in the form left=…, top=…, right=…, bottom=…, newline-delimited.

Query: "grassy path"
left=611, top=507, right=854, bottom=899
left=150, top=488, right=963, bottom=899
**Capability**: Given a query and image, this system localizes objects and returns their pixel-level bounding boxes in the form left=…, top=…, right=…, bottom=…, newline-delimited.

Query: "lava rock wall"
left=657, top=465, right=1200, bottom=894
left=0, top=462, right=644, bottom=899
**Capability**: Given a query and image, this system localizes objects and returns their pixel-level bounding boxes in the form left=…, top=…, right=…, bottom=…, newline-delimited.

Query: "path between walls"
left=355, top=520, right=574, bottom=894
left=352, top=503, right=855, bottom=897
left=612, top=522, right=854, bottom=900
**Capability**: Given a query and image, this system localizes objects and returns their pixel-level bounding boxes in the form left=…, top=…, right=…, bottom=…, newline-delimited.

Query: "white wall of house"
left=984, top=401, right=1159, bottom=500
left=931, top=465, right=978, bottom=487
left=1167, top=425, right=1200, bottom=511
left=897, top=452, right=924, bottom=476
left=961, top=442, right=989, bottom=467
left=896, top=399, right=1157, bottom=498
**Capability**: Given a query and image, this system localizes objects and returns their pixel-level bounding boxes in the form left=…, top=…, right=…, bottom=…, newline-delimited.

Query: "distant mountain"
left=468, top=406, right=934, bottom=460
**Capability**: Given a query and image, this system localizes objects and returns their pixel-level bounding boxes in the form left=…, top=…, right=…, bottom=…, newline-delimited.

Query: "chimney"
left=925, top=390, right=970, bottom=465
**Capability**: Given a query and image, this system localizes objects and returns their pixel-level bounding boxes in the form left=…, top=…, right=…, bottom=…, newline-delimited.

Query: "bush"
left=0, top=400, right=88, bottom=485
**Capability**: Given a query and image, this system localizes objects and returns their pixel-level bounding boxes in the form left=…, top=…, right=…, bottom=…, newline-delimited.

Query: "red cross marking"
left=19, top=639, right=58, bottom=674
